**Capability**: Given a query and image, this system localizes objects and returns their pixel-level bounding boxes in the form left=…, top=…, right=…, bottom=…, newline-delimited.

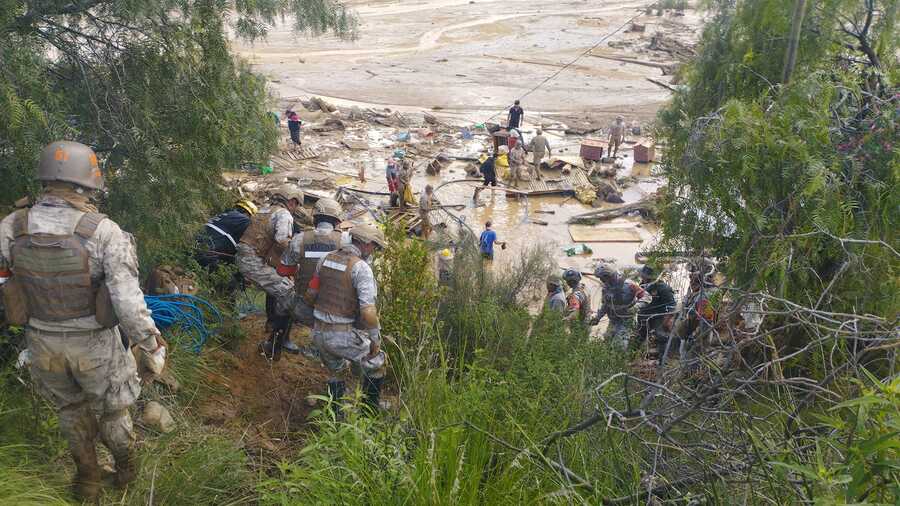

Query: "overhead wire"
left=483, top=8, right=648, bottom=124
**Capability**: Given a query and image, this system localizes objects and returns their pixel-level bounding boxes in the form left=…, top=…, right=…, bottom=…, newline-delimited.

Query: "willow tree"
left=0, top=0, right=356, bottom=265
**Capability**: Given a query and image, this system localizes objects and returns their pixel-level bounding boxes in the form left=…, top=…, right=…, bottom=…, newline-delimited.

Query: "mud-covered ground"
left=212, top=1, right=704, bottom=430
left=235, top=0, right=703, bottom=123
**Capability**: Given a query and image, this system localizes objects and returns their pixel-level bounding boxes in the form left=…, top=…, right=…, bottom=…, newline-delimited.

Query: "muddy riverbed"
left=229, top=0, right=704, bottom=300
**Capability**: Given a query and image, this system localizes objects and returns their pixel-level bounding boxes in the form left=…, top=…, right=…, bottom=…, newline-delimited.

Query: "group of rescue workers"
left=0, top=140, right=717, bottom=503
left=545, top=262, right=717, bottom=364
left=0, top=141, right=389, bottom=502
left=200, top=178, right=388, bottom=410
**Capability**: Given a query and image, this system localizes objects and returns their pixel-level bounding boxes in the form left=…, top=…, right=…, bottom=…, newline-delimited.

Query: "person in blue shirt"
left=478, top=220, right=506, bottom=260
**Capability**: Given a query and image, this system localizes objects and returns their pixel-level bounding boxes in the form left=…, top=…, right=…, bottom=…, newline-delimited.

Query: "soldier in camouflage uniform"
left=545, top=275, right=567, bottom=314
left=304, top=224, right=387, bottom=410
left=592, top=264, right=651, bottom=349
left=277, top=198, right=345, bottom=334
left=562, top=269, right=592, bottom=324
left=0, top=141, right=166, bottom=502
left=236, top=186, right=302, bottom=353
left=673, top=261, right=718, bottom=367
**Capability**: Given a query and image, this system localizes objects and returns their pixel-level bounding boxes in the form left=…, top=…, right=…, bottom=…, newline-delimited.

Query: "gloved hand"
left=367, top=328, right=382, bottom=359
left=368, top=339, right=381, bottom=360
left=133, top=336, right=167, bottom=383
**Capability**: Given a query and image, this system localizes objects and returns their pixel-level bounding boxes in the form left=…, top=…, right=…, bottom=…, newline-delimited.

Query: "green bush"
left=768, top=373, right=900, bottom=504
left=259, top=252, right=633, bottom=504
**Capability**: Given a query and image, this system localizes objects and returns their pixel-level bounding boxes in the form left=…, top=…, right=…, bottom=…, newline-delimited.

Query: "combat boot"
left=362, top=375, right=385, bottom=413
left=71, top=442, right=101, bottom=503
left=112, top=450, right=137, bottom=488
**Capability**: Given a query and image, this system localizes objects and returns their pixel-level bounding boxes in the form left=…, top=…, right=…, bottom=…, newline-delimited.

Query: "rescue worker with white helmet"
left=304, top=224, right=387, bottom=410
left=592, top=264, right=651, bottom=348
left=0, top=141, right=165, bottom=502
left=236, top=185, right=302, bottom=352
left=275, top=198, right=345, bottom=355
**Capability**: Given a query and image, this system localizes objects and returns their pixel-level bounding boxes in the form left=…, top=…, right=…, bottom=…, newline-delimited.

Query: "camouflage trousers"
left=604, top=317, right=635, bottom=349
left=236, top=244, right=294, bottom=315
left=27, top=327, right=140, bottom=460
left=312, top=324, right=387, bottom=380
left=288, top=293, right=316, bottom=328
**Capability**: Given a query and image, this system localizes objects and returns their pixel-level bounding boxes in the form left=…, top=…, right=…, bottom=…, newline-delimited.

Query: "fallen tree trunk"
left=568, top=196, right=658, bottom=224
left=588, top=53, right=678, bottom=75
left=646, top=77, right=676, bottom=92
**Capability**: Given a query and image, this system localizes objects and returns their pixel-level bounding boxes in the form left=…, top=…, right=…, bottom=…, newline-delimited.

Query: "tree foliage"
left=0, top=0, right=356, bottom=266
left=657, top=0, right=899, bottom=321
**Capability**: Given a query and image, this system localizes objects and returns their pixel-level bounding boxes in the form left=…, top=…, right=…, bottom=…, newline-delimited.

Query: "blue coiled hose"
left=144, top=294, right=222, bottom=354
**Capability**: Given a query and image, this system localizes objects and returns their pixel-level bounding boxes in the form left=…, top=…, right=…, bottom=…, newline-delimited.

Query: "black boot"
left=260, top=314, right=294, bottom=361
left=362, top=376, right=384, bottom=413
left=112, top=449, right=137, bottom=488
left=326, top=380, right=346, bottom=402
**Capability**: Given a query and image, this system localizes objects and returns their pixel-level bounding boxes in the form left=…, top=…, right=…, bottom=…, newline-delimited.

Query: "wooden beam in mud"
left=587, top=53, right=677, bottom=74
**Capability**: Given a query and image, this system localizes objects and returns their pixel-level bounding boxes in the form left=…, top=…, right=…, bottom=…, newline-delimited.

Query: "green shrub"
left=260, top=253, right=632, bottom=504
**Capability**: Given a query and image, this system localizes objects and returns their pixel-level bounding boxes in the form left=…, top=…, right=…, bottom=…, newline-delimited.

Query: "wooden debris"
left=646, top=77, right=677, bottom=92
left=342, top=139, right=370, bottom=151
left=588, top=53, right=678, bottom=75
left=567, top=196, right=659, bottom=224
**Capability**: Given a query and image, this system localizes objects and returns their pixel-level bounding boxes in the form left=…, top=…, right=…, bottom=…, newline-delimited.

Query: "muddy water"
left=243, top=0, right=695, bottom=295
left=324, top=138, right=662, bottom=301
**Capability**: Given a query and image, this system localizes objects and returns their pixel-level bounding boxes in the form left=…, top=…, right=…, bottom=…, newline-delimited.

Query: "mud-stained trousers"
left=312, top=323, right=387, bottom=406
left=27, top=327, right=141, bottom=478
left=312, top=326, right=386, bottom=380
left=603, top=316, right=635, bottom=350
left=289, top=293, right=316, bottom=327
left=532, top=151, right=545, bottom=172
left=236, top=244, right=294, bottom=315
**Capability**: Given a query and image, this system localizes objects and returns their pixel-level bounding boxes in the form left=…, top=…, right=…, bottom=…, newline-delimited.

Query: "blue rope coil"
left=144, top=294, right=222, bottom=354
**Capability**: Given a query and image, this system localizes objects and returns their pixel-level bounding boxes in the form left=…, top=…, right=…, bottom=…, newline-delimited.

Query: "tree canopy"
left=657, top=0, right=898, bottom=320
left=0, top=0, right=355, bottom=265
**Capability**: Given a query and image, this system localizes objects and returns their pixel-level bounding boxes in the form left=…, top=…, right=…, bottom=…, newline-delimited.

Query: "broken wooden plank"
left=342, top=139, right=370, bottom=151
left=569, top=225, right=643, bottom=242
left=646, top=77, right=676, bottom=92
left=567, top=197, right=659, bottom=224
left=587, top=53, right=677, bottom=75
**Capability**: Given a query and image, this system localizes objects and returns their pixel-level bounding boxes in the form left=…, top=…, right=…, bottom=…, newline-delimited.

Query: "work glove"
left=133, top=335, right=168, bottom=383
left=367, top=328, right=382, bottom=358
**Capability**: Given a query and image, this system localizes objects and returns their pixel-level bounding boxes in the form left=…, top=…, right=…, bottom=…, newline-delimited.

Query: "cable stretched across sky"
left=485, top=6, right=649, bottom=123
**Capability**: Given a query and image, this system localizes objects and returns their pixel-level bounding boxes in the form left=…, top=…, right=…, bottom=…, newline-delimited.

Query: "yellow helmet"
left=440, top=248, right=452, bottom=258
left=235, top=199, right=258, bottom=216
